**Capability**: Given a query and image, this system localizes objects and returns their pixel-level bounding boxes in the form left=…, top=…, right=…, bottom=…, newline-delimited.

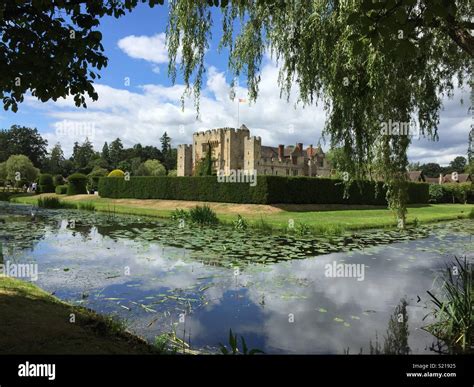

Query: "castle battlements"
left=178, top=125, right=331, bottom=178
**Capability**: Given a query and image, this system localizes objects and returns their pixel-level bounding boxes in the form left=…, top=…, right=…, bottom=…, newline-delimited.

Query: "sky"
left=0, top=3, right=471, bottom=166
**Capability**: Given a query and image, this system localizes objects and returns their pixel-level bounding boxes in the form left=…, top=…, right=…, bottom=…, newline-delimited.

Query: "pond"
left=0, top=202, right=472, bottom=354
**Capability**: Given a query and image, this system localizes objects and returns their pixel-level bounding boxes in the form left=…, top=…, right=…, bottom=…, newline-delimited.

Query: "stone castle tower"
left=177, top=124, right=331, bottom=177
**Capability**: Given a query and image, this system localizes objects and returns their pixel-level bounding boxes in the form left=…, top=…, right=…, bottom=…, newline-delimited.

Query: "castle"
left=177, top=125, right=332, bottom=177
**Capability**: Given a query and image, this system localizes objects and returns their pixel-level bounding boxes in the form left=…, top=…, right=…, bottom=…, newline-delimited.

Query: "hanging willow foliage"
left=165, top=0, right=472, bottom=228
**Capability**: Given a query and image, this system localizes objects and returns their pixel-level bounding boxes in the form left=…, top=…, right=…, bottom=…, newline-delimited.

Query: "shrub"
left=38, top=173, right=54, bottom=193
left=429, top=184, right=446, bottom=203
left=189, top=205, right=218, bottom=225
left=108, top=169, right=125, bottom=178
left=67, top=173, right=88, bottom=195
left=88, top=167, right=108, bottom=192
left=167, top=169, right=178, bottom=177
left=428, top=183, right=473, bottom=204
left=53, top=175, right=65, bottom=187
left=55, top=184, right=68, bottom=194
left=5, top=155, right=39, bottom=187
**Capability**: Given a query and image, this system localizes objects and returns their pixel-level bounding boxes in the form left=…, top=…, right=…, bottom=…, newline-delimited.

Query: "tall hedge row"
left=98, top=176, right=429, bottom=205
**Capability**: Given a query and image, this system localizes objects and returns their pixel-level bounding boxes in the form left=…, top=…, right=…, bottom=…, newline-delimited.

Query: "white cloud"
left=117, top=33, right=169, bottom=64
left=25, top=60, right=470, bottom=165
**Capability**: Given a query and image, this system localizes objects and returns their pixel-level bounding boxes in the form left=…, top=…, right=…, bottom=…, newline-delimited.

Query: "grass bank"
left=0, top=277, right=159, bottom=354
left=10, top=193, right=474, bottom=232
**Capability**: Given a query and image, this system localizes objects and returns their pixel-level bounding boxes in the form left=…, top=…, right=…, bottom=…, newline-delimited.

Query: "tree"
left=136, top=159, right=166, bottom=176
left=0, top=1, right=168, bottom=112
left=101, top=142, right=111, bottom=167
left=5, top=155, right=39, bottom=186
left=109, top=138, right=124, bottom=169
left=0, top=162, right=6, bottom=184
left=449, top=156, right=467, bottom=172
left=421, top=163, right=443, bottom=178
left=0, top=125, right=48, bottom=166
left=43, top=143, right=65, bottom=175
left=160, top=132, right=177, bottom=171
left=72, top=138, right=95, bottom=171
left=165, top=0, right=472, bottom=228
left=142, top=145, right=162, bottom=162
left=160, top=132, right=171, bottom=155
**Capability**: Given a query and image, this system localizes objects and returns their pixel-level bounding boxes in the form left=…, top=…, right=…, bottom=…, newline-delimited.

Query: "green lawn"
left=9, top=193, right=473, bottom=232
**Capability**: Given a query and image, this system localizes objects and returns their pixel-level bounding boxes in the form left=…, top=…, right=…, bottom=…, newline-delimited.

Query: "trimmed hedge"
left=38, top=173, right=55, bottom=193
left=67, top=173, right=88, bottom=195
left=108, top=169, right=125, bottom=177
left=55, top=184, right=68, bottom=195
left=98, top=176, right=429, bottom=205
left=54, top=175, right=65, bottom=187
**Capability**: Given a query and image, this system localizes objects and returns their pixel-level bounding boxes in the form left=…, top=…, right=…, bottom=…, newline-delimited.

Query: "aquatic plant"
left=295, top=222, right=311, bottom=236
left=77, top=202, right=95, bottom=211
left=423, top=256, right=472, bottom=354
left=233, top=214, right=248, bottom=231
left=37, top=196, right=76, bottom=209
left=170, top=208, right=190, bottom=221
left=218, top=329, right=264, bottom=355
left=251, top=217, right=273, bottom=233
left=189, top=205, right=218, bottom=226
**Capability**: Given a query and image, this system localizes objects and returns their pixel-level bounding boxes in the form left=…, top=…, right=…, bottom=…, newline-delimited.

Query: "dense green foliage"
left=5, top=155, right=39, bottom=187
left=0, top=126, right=47, bottom=167
left=53, top=174, right=65, bottom=187
left=55, top=185, right=68, bottom=195
left=87, top=167, right=108, bottom=191
left=429, top=183, right=473, bottom=204
left=135, top=159, right=167, bottom=176
left=99, top=176, right=429, bottom=205
left=38, top=173, right=54, bottom=193
left=67, top=173, right=88, bottom=195
left=189, top=205, right=219, bottom=225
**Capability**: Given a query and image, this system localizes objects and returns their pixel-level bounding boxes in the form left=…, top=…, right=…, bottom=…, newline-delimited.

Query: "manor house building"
left=177, top=125, right=331, bottom=177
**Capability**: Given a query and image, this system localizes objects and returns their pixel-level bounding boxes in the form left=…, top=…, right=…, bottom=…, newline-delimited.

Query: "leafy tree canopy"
left=0, top=125, right=48, bottom=167
left=5, top=154, right=39, bottom=186
left=0, top=0, right=165, bottom=111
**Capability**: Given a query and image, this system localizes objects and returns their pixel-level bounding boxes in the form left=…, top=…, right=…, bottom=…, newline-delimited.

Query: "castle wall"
left=177, top=144, right=193, bottom=176
left=177, top=126, right=331, bottom=177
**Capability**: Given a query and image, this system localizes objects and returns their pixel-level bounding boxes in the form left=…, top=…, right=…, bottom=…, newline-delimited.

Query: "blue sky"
left=0, top=3, right=471, bottom=166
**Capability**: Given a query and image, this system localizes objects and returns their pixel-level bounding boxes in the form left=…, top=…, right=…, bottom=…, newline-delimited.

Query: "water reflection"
left=0, top=202, right=472, bottom=354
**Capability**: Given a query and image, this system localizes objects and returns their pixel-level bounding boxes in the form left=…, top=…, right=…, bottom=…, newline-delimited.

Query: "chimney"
left=439, top=173, right=443, bottom=185
left=278, top=144, right=284, bottom=161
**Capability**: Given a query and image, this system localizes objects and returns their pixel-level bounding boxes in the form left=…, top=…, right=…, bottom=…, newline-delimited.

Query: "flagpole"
left=237, top=100, right=240, bottom=128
